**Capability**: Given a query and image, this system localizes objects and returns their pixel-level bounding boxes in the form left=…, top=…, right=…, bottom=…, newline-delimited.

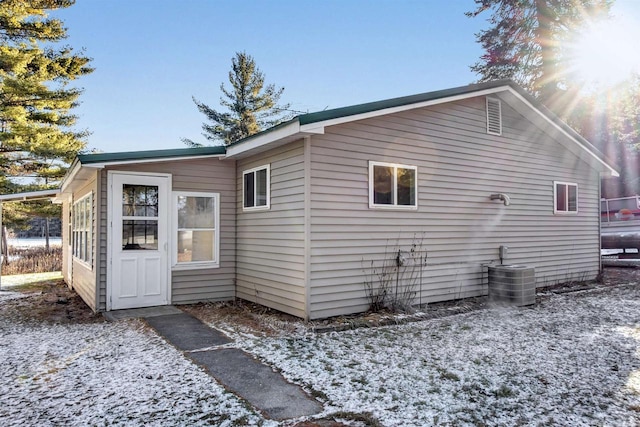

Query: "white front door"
left=110, top=173, right=170, bottom=310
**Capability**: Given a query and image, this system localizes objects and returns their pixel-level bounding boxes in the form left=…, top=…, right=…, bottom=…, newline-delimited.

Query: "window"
left=486, top=97, right=502, bottom=136
left=121, top=184, right=159, bottom=250
left=174, top=192, right=219, bottom=269
left=243, top=164, right=270, bottom=210
left=554, top=181, right=578, bottom=214
left=72, top=193, right=93, bottom=266
left=369, top=161, right=417, bottom=209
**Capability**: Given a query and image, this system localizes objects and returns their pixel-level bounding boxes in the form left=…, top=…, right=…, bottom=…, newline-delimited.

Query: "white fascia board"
left=506, top=88, right=619, bottom=177
left=226, top=120, right=301, bottom=157
left=85, top=153, right=226, bottom=169
left=60, top=161, right=101, bottom=194
left=0, top=189, right=60, bottom=202
left=299, top=86, right=512, bottom=133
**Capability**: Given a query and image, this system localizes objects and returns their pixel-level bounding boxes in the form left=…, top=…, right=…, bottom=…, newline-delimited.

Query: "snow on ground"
left=229, top=285, right=640, bottom=426
left=0, top=315, right=269, bottom=426
left=0, top=290, right=29, bottom=303
left=3, top=283, right=640, bottom=426
left=7, top=238, right=62, bottom=248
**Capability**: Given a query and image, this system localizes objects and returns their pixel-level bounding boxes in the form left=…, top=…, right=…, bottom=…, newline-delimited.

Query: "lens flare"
left=567, top=15, right=640, bottom=90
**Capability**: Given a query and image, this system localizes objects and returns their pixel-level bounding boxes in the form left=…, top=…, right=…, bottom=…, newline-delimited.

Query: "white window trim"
left=486, top=97, right=502, bottom=136
left=172, top=191, right=220, bottom=270
left=553, top=181, right=579, bottom=214
left=369, top=161, right=418, bottom=210
left=71, top=192, right=93, bottom=269
left=242, top=164, right=271, bottom=211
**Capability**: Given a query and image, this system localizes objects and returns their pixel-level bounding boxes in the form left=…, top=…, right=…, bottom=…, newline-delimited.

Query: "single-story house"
left=0, top=80, right=618, bottom=319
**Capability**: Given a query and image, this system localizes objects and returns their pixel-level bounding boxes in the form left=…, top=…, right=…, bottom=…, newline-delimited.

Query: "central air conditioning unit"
left=488, top=265, right=536, bottom=306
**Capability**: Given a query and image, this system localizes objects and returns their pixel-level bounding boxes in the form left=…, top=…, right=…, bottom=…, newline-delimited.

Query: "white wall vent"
left=488, top=265, right=535, bottom=306
left=486, top=97, right=502, bottom=136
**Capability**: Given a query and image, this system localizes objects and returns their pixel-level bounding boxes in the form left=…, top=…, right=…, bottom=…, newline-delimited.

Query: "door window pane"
left=123, top=185, right=159, bottom=217
left=123, top=220, right=158, bottom=250
left=145, top=186, right=158, bottom=216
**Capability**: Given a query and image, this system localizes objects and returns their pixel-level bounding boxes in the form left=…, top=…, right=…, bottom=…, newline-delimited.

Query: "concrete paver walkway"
left=129, top=309, right=322, bottom=420
left=189, top=348, right=320, bottom=420
left=145, top=313, right=231, bottom=350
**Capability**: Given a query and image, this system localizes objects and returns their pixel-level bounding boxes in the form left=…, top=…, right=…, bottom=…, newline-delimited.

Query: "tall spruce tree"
left=467, top=0, right=640, bottom=196
left=467, top=0, right=610, bottom=103
left=0, top=0, right=92, bottom=229
left=185, top=52, right=290, bottom=146
left=570, top=74, right=640, bottom=196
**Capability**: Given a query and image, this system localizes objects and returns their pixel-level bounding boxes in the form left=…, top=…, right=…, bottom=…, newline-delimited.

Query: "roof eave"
left=60, top=158, right=92, bottom=194
left=0, top=189, right=60, bottom=202
left=77, top=146, right=226, bottom=165
left=226, top=119, right=308, bottom=158
left=82, top=153, right=226, bottom=169
left=61, top=149, right=228, bottom=194
left=226, top=82, right=515, bottom=158
left=226, top=80, right=617, bottom=177
left=299, top=85, right=513, bottom=133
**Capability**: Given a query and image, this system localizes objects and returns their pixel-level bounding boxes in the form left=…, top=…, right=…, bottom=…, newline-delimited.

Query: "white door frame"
left=106, top=171, right=172, bottom=311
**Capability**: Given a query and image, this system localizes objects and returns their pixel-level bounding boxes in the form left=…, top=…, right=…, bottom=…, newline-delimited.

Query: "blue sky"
left=54, top=0, right=639, bottom=153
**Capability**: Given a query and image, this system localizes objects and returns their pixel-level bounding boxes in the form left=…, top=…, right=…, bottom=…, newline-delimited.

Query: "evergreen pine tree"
left=467, top=0, right=610, bottom=102
left=185, top=52, right=290, bottom=146
left=0, top=0, right=93, bottom=228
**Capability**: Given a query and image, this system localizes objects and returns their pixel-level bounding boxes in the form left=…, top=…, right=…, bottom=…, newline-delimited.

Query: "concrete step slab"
left=103, top=305, right=183, bottom=321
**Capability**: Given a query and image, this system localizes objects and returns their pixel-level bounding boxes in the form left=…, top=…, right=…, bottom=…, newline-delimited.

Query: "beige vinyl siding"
left=308, top=95, right=600, bottom=319
left=236, top=140, right=306, bottom=318
left=98, top=169, right=107, bottom=310
left=98, top=158, right=236, bottom=309
left=70, top=175, right=98, bottom=311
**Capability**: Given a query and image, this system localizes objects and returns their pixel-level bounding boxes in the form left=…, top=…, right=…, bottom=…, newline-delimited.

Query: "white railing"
left=601, top=195, right=640, bottom=224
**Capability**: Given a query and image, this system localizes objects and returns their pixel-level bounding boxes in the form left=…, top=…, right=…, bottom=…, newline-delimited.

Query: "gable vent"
left=486, top=97, right=502, bottom=136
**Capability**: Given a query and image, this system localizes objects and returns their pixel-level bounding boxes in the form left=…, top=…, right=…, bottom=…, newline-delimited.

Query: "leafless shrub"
left=363, top=234, right=428, bottom=313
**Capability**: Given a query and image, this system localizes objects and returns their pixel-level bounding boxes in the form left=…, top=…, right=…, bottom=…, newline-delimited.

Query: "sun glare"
left=568, top=15, right=640, bottom=90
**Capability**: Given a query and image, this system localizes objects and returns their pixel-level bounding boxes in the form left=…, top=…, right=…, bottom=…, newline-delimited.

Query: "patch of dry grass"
left=0, top=279, right=102, bottom=324
left=185, top=268, right=640, bottom=338
left=2, top=246, right=62, bottom=275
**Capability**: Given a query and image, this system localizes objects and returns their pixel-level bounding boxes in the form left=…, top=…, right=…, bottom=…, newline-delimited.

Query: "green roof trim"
left=297, top=80, right=515, bottom=126
left=77, top=146, right=226, bottom=165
